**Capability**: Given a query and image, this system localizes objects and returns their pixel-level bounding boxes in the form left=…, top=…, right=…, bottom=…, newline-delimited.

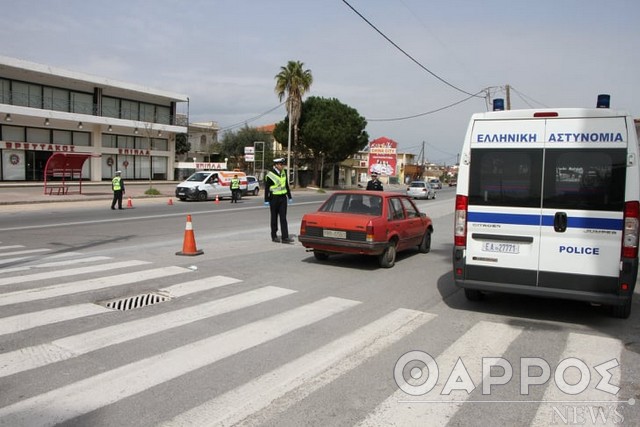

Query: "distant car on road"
left=406, top=181, right=436, bottom=200
left=428, top=178, right=442, bottom=190
left=298, top=190, right=434, bottom=268
left=244, top=175, right=260, bottom=196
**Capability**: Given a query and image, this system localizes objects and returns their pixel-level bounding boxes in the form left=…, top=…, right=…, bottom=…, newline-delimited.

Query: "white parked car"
left=428, top=178, right=442, bottom=190
left=406, top=181, right=436, bottom=200
left=244, top=175, right=260, bottom=196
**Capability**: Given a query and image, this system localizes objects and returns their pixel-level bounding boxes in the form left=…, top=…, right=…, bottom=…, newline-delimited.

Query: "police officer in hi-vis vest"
left=111, top=170, right=125, bottom=210
left=264, top=158, right=293, bottom=243
left=230, top=174, right=241, bottom=203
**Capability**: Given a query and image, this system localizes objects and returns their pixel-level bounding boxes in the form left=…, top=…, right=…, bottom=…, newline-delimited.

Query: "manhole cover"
left=100, top=292, right=171, bottom=311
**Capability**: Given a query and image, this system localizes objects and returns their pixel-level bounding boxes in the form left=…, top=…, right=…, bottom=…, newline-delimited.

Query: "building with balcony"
left=0, top=55, right=188, bottom=182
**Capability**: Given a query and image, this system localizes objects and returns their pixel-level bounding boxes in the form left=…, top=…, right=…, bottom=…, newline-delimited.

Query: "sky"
left=1, top=0, right=639, bottom=164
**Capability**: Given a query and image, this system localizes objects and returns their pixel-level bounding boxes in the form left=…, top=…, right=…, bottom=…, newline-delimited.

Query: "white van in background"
left=175, top=171, right=247, bottom=201
left=453, top=96, right=639, bottom=318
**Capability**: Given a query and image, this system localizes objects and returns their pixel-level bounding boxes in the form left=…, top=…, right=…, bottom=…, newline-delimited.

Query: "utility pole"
left=506, top=84, right=511, bottom=110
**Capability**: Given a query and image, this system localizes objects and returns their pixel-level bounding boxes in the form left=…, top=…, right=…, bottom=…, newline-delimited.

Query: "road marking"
left=0, top=252, right=81, bottom=266
left=0, top=265, right=188, bottom=307
left=357, top=321, right=523, bottom=426
left=0, top=285, right=296, bottom=377
left=0, top=275, right=242, bottom=336
left=0, top=296, right=359, bottom=427
left=531, top=333, right=624, bottom=426
left=164, top=308, right=437, bottom=427
left=0, top=245, right=25, bottom=251
left=0, top=256, right=112, bottom=274
left=0, top=248, right=51, bottom=257
left=0, top=260, right=150, bottom=286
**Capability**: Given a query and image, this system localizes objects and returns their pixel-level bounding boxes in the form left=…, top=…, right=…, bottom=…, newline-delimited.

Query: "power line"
left=341, top=0, right=482, bottom=98
left=367, top=91, right=485, bottom=122
left=218, top=102, right=286, bottom=132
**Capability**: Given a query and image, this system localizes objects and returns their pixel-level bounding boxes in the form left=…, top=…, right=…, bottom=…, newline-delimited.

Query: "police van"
left=453, top=96, right=639, bottom=318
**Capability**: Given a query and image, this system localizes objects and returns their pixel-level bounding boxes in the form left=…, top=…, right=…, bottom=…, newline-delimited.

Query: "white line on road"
left=0, top=296, right=359, bottom=427
left=164, top=308, right=437, bottom=427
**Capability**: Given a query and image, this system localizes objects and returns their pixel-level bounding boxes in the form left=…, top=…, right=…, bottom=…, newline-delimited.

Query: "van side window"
left=543, top=149, right=626, bottom=211
left=469, top=149, right=543, bottom=207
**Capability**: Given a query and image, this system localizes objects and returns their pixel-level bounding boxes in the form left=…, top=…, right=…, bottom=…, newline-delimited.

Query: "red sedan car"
left=298, top=190, right=434, bottom=268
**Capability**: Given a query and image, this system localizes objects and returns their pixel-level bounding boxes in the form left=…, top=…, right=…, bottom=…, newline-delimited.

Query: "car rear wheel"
left=418, top=231, right=432, bottom=253
left=313, top=250, right=329, bottom=261
left=197, top=191, right=208, bottom=201
left=464, top=288, right=484, bottom=301
left=378, top=242, right=397, bottom=268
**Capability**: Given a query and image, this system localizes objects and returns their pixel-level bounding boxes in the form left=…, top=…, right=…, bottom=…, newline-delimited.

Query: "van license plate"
left=323, top=229, right=346, bottom=239
left=482, top=242, right=519, bottom=254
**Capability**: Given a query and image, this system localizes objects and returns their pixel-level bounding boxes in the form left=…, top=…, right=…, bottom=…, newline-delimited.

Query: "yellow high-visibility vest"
left=112, top=176, right=122, bottom=191
left=266, top=170, right=287, bottom=195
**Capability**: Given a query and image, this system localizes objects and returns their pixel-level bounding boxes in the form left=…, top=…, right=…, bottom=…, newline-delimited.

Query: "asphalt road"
left=0, top=187, right=638, bottom=426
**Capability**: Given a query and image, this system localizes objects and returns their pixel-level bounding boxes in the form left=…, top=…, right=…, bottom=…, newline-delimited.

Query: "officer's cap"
left=273, top=158, right=285, bottom=164
left=115, top=170, right=122, bottom=175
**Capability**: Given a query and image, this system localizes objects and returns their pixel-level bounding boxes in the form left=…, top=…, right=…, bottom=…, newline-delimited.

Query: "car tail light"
left=454, top=195, right=468, bottom=247
left=300, top=219, right=307, bottom=236
left=622, top=201, right=639, bottom=258
left=366, top=220, right=374, bottom=242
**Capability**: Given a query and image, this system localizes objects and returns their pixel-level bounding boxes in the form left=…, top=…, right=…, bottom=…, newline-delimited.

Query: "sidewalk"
left=0, top=181, right=179, bottom=206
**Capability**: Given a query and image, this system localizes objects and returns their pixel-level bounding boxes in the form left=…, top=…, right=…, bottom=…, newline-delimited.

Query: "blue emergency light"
left=493, top=98, right=504, bottom=111
left=597, top=94, right=610, bottom=108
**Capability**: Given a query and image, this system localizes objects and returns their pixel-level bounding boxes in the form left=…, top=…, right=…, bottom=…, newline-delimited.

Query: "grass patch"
left=144, top=188, right=161, bottom=196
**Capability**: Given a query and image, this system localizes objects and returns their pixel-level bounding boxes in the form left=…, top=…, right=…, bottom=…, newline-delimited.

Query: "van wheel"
left=610, top=298, right=632, bottom=319
left=378, top=242, right=397, bottom=268
left=314, top=250, right=329, bottom=261
left=197, top=191, right=208, bottom=201
left=178, top=197, right=187, bottom=201
left=464, top=289, right=484, bottom=301
left=253, top=188, right=259, bottom=196
left=418, top=231, right=431, bottom=253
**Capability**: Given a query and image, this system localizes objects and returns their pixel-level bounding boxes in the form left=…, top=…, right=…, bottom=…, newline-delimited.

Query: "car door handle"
left=554, top=212, right=567, bottom=233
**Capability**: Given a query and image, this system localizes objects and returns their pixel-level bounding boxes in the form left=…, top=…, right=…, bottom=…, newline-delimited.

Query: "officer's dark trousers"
left=111, top=190, right=123, bottom=209
left=270, top=195, right=289, bottom=239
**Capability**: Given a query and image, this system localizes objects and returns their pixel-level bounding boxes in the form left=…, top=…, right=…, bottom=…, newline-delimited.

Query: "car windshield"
left=320, top=193, right=383, bottom=216
left=186, top=172, right=210, bottom=182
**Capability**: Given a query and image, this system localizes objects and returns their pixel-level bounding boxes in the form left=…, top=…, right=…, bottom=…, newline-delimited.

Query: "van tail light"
left=366, top=220, right=374, bottom=242
left=454, top=195, right=468, bottom=247
left=300, top=219, right=307, bottom=236
left=622, top=201, right=639, bottom=258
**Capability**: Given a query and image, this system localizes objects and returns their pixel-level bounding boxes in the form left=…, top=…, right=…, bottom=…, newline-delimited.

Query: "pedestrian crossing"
left=0, top=244, right=635, bottom=426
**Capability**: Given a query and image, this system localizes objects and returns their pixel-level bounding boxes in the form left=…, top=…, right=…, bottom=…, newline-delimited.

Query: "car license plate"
left=482, top=242, right=519, bottom=254
left=323, top=229, right=346, bottom=239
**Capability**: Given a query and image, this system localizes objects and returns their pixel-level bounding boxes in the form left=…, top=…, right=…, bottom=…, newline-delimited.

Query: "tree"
left=175, top=133, right=190, bottom=160
left=220, top=126, right=273, bottom=171
left=274, top=60, right=313, bottom=175
left=289, top=96, right=369, bottom=186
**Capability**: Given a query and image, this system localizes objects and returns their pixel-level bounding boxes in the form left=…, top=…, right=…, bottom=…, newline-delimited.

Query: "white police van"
left=453, top=96, right=639, bottom=318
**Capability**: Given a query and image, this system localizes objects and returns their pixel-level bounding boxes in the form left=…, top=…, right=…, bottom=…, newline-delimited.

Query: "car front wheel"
left=378, top=241, right=397, bottom=268
left=197, top=191, right=208, bottom=201
left=253, top=187, right=259, bottom=196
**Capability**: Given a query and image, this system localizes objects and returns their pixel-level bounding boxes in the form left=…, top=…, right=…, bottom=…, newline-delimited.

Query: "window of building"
left=102, top=97, right=119, bottom=118
left=0, top=78, right=9, bottom=104
left=26, top=128, right=49, bottom=144
left=53, top=130, right=72, bottom=145
left=43, top=87, right=70, bottom=112
left=121, top=100, right=138, bottom=120
left=12, top=82, right=42, bottom=108
left=2, top=125, right=25, bottom=141
left=71, top=92, right=93, bottom=115
left=118, top=135, right=134, bottom=149
left=103, top=134, right=117, bottom=148
left=140, top=103, right=155, bottom=122
left=73, top=131, right=90, bottom=146
left=156, top=106, right=170, bottom=124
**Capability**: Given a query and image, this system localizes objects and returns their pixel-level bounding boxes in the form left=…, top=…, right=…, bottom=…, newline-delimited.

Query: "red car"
left=298, top=190, right=434, bottom=268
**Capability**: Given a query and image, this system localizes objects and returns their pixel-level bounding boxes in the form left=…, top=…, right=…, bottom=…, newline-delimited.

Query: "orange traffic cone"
left=176, top=214, right=204, bottom=256
left=168, top=198, right=173, bottom=206
left=127, top=197, right=133, bottom=208
left=215, top=194, right=219, bottom=204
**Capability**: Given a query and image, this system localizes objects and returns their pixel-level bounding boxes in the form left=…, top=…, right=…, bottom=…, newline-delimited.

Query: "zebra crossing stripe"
left=0, top=260, right=150, bottom=286
left=0, top=245, right=25, bottom=251
left=531, top=333, right=624, bottom=426
left=357, top=321, right=523, bottom=426
left=0, top=256, right=113, bottom=274
left=0, top=275, right=243, bottom=336
left=0, top=304, right=111, bottom=336
left=164, top=308, right=437, bottom=427
left=0, top=296, right=360, bottom=427
left=0, top=252, right=81, bottom=266
left=0, top=248, right=50, bottom=258
left=0, top=285, right=296, bottom=377
left=0, top=265, right=189, bottom=307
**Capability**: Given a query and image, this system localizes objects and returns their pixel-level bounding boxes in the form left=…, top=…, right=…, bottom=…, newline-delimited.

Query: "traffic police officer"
left=264, top=158, right=293, bottom=243
left=111, top=170, right=125, bottom=210
left=366, top=171, right=384, bottom=191
left=230, top=174, right=241, bottom=203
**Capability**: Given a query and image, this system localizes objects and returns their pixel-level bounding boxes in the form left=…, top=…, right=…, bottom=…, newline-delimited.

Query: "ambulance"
left=453, top=96, right=639, bottom=318
left=175, top=170, right=247, bottom=201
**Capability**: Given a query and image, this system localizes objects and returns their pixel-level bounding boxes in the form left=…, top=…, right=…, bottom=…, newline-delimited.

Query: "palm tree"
left=274, top=60, right=313, bottom=181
